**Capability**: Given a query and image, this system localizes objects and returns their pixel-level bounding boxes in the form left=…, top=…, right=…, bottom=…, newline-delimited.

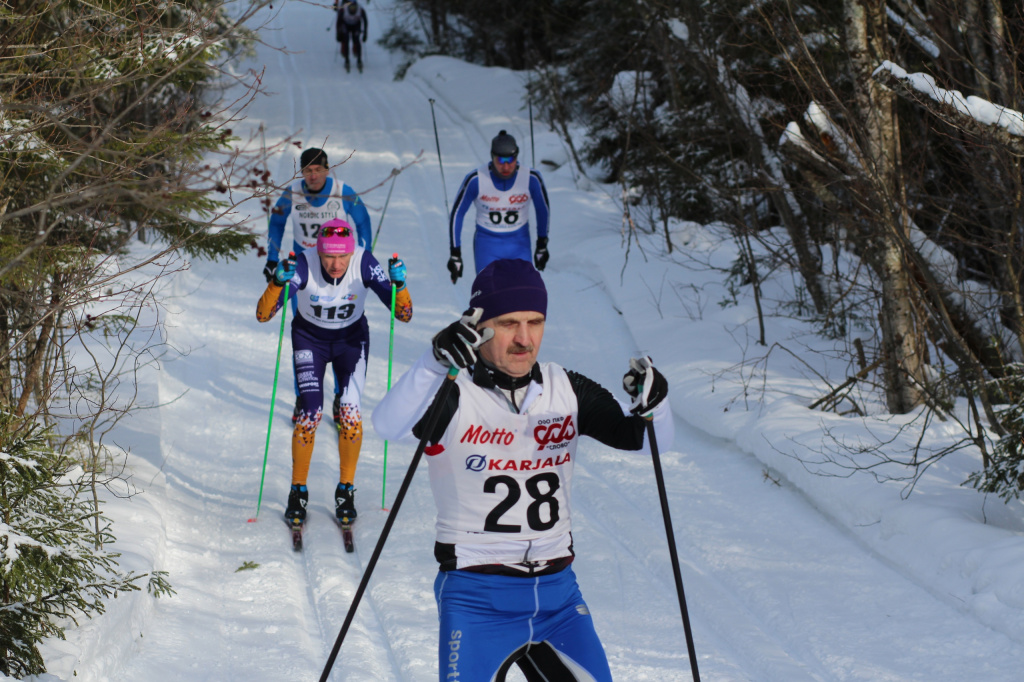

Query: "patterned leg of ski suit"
left=434, top=567, right=612, bottom=682
left=290, top=324, right=367, bottom=486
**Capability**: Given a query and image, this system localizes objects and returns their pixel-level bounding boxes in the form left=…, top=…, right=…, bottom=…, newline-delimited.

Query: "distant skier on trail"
left=257, top=219, right=412, bottom=532
left=372, top=258, right=672, bottom=681
left=334, top=0, right=368, bottom=73
left=447, top=130, right=550, bottom=282
left=263, top=147, right=373, bottom=425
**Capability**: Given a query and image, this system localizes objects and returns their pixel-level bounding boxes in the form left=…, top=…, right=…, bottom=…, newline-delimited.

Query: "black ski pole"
left=529, top=99, right=536, bottom=169
left=319, top=366, right=459, bottom=682
left=427, top=98, right=451, bottom=218
left=371, top=168, right=399, bottom=252
left=645, top=417, right=701, bottom=682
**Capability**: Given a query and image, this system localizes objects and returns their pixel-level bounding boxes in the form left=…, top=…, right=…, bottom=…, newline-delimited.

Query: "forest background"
left=3, top=0, right=1024, bottom=677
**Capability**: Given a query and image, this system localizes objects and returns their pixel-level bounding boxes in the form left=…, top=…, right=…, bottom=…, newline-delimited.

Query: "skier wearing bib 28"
left=257, top=219, right=412, bottom=529
left=447, top=131, right=550, bottom=282
left=372, top=259, right=672, bottom=681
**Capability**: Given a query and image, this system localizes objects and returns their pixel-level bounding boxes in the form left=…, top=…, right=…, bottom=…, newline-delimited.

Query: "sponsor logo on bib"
left=485, top=452, right=572, bottom=471
left=460, top=424, right=515, bottom=446
left=533, top=415, right=576, bottom=451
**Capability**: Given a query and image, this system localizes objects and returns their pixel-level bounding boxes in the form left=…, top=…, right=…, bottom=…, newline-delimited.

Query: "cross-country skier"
left=263, top=147, right=373, bottom=424
left=371, top=259, right=672, bottom=681
left=257, top=219, right=412, bottom=529
left=334, top=0, right=368, bottom=73
left=263, top=147, right=372, bottom=280
left=446, top=131, right=550, bottom=282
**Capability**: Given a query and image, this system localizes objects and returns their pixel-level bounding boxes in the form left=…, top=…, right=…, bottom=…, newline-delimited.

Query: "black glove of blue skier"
left=432, top=308, right=494, bottom=369
left=447, top=247, right=463, bottom=284
left=534, top=237, right=549, bottom=271
left=623, top=356, right=668, bottom=415
left=263, top=260, right=278, bottom=283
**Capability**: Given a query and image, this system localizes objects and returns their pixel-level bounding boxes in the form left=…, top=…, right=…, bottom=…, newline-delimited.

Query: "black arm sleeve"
left=567, top=370, right=646, bottom=450
left=412, top=383, right=461, bottom=445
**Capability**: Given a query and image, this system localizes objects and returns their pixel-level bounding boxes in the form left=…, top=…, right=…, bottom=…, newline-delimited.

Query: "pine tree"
left=0, top=3, right=265, bottom=675
left=0, top=413, right=173, bottom=678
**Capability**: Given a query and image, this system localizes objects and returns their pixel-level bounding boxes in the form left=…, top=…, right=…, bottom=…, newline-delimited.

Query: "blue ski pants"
left=473, top=224, right=532, bottom=275
left=434, top=566, right=612, bottom=682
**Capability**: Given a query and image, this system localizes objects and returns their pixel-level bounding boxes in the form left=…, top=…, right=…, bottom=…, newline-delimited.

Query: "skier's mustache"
left=508, top=343, right=533, bottom=354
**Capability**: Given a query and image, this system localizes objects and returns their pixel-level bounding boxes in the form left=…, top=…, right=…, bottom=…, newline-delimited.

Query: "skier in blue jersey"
left=263, top=147, right=372, bottom=282
left=447, top=131, right=551, bottom=282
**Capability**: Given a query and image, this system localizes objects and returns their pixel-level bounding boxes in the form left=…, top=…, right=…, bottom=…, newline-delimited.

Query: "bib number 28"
left=483, top=472, right=560, bottom=533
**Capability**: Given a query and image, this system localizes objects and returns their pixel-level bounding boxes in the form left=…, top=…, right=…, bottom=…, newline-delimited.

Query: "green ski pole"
left=249, top=253, right=294, bottom=522
left=381, top=255, right=398, bottom=509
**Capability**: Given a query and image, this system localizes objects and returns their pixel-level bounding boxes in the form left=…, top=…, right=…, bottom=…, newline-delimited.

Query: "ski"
left=289, top=520, right=304, bottom=551
left=339, top=519, right=354, bottom=553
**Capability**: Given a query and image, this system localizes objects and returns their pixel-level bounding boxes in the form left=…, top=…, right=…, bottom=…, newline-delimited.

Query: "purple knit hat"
left=470, top=259, right=547, bottom=322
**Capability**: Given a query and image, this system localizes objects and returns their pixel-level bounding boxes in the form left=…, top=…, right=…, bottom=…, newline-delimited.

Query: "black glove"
left=263, top=260, right=278, bottom=283
left=534, top=237, right=549, bottom=271
left=432, top=308, right=494, bottom=368
left=362, top=32, right=368, bottom=42
left=447, top=247, right=463, bottom=284
left=623, top=356, right=668, bottom=415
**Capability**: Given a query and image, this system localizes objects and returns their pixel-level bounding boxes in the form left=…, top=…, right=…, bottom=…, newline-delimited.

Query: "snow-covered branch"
left=873, top=61, right=1024, bottom=155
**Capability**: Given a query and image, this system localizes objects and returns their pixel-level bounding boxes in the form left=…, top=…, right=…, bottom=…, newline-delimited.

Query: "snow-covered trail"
left=58, top=2, right=1024, bottom=681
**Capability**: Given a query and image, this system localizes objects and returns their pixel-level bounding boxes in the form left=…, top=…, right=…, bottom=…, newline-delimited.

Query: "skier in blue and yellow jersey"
left=447, top=130, right=551, bottom=282
left=262, top=147, right=372, bottom=282
left=263, top=147, right=374, bottom=424
left=256, top=219, right=412, bottom=528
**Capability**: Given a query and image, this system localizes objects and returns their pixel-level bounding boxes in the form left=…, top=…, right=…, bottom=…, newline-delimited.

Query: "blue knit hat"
left=470, top=259, right=547, bottom=322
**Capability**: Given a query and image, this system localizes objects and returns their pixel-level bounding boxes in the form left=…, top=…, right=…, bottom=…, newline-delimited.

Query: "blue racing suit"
left=266, top=176, right=372, bottom=263
left=448, top=163, right=550, bottom=274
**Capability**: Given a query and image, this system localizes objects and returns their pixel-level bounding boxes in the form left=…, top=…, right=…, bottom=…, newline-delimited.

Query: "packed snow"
left=22, top=1, right=1024, bottom=680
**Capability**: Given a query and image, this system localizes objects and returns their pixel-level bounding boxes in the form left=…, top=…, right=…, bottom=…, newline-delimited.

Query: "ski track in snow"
left=42, top=1, right=1024, bottom=681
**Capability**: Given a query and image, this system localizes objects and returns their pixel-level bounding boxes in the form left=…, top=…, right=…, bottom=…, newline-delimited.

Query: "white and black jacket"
left=371, top=350, right=675, bottom=574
